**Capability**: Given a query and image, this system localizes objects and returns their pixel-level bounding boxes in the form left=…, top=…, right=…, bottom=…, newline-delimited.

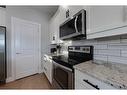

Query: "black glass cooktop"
left=52, top=55, right=80, bottom=69
left=52, top=46, right=93, bottom=69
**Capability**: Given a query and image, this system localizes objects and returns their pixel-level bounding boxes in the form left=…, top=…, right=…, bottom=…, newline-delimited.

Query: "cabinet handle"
left=83, top=79, right=100, bottom=90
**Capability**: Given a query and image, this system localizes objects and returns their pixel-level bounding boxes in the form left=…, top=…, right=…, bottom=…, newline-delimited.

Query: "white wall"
left=6, top=6, right=51, bottom=79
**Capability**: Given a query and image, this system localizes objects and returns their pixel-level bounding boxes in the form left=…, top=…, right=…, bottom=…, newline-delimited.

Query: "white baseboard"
left=6, top=70, right=44, bottom=83
left=39, top=69, right=44, bottom=74
left=6, top=77, right=15, bottom=83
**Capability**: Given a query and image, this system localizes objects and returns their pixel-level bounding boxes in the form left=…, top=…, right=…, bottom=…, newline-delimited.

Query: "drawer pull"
left=83, top=79, right=100, bottom=90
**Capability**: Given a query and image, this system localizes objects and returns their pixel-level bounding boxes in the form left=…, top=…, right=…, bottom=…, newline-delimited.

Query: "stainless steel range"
left=52, top=46, right=93, bottom=89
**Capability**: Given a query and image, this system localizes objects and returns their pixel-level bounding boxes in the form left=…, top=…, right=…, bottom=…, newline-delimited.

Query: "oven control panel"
left=68, top=46, right=93, bottom=54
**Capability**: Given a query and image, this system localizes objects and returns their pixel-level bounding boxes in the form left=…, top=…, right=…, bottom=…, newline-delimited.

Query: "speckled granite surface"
left=44, top=53, right=63, bottom=59
left=74, top=60, right=127, bottom=89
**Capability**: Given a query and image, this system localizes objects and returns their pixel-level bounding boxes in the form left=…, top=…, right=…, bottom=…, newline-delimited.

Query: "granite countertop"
left=44, top=54, right=56, bottom=59
left=74, top=60, right=127, bottom=89
left=44, top=53, right=64, bottom=59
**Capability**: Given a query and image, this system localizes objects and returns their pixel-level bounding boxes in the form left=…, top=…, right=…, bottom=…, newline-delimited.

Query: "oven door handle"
left=83, top=79, right=100, bottom=90
left=53, top=61, right=72, bottom=72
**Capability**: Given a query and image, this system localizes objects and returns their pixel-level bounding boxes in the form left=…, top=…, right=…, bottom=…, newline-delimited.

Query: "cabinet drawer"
left=75, top=79, right=97, bottom=89
left=75, top=69, right=116, bottom=89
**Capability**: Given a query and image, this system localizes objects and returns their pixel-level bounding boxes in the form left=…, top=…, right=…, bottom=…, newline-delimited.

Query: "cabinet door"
left=69, top=6, right=84, bottom=17
left=55, top=12, right=60, bottom=43
left=0, top=8, right=6, bottom=26
left=43, top=55, right=53, bottom=84
left=43, top=57, right=48, bottom=77
left=59, top=6, right=84, bottom=25
left=47, top=59, right=53, bottom=84
left=49, top=18, right=56, bottom=44
left=88, top=6, right=124, bottom=35
left=50, top=9, right=60, bottom=44
left=75, top=69, right=116, bottom=89
left=59, top=6, right=67, bottom=25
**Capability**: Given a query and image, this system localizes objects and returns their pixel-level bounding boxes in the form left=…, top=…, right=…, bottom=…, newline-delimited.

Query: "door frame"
left=11, top=17, right=42, bottom=81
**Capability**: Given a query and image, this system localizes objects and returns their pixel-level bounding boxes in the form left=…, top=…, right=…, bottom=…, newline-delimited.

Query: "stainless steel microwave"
left=59, top=9, right=86, bottom=40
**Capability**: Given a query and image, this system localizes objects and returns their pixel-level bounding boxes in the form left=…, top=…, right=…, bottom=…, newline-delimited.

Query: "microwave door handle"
left=74, top=16, right=78, bottom=33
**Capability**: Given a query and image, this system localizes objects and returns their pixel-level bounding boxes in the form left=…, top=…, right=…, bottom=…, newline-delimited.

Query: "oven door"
left=52, top=61, right=74, bottom=89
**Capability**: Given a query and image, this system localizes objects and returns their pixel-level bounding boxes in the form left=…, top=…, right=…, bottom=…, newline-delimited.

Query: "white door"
left=12, top=17, right=40, bottom=79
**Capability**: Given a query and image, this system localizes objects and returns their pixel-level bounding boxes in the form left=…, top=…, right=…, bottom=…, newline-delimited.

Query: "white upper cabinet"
left=59, top=6, right=84, bottom=25
left=87, top=6, right=127, bottom=39
left=0, top=8, right=6, bottom=26
left=51, top=6, right=127, bottom=40
left=69, top=6, right=84, bottom=17
left=89, top=6, right=124, bottom=34
left=50, top=8, right=60, bottom=44
left=59, top=6, right=67, bottom=25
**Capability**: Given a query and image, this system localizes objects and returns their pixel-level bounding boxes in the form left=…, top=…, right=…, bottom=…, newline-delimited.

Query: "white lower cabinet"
left=75, top=69, right=116, bottom=89
left=43, top=55, right=53, bottom=84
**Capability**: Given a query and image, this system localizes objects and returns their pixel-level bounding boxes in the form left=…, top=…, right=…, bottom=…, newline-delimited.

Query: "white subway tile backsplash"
left=98, top=39, right=120, bottom=44
left=121, top=53, right=127, bottom=57
left=121, top=50, right=127, bottom=57
left=94, top=50, right=98, bottom=55
left=121, top=38, right=127, bottom=43
left=108, top=43, right=127, bottom=46
left=121, top=50, right=127, bottom=54
left=96, top=49, right=121, bottom=56
left=94, top=55, right=108, bottom=61
left=121, top=34, right=127, bottom=39
left=97, top=50, right=108, bottom=55
left=94, top=44, right=108, bottom=49
left=108, top=45, right=127, bottom=50
left=107, top=39, right=121, bottom=44
left=108, top=56, right=127, bottom=64
left=72, top=39, right=97, bottom=46
left=107, top=50, right=121, bottom=56
left=96, top=36, right=121, bottom=44
left=61, top=34, right=127, bottom=65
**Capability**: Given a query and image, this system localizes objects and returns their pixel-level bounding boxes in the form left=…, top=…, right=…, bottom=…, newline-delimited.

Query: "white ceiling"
left=29, top=6, right=59, bottom=17
left=7, top=5, right=59, bottom=18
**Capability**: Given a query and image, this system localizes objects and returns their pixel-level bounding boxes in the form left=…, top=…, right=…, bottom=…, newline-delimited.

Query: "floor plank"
left=0, top=73, right=52, bottom=89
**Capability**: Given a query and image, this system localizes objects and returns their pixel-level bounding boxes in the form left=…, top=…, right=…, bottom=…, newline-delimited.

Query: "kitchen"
left=46, top=6, right=127, bottom=89
left=1, top=5, right=127, bottom=90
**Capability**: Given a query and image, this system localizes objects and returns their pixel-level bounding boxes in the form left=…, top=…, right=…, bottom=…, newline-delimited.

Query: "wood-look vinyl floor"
left=0, top=73, right=52, bottom=89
